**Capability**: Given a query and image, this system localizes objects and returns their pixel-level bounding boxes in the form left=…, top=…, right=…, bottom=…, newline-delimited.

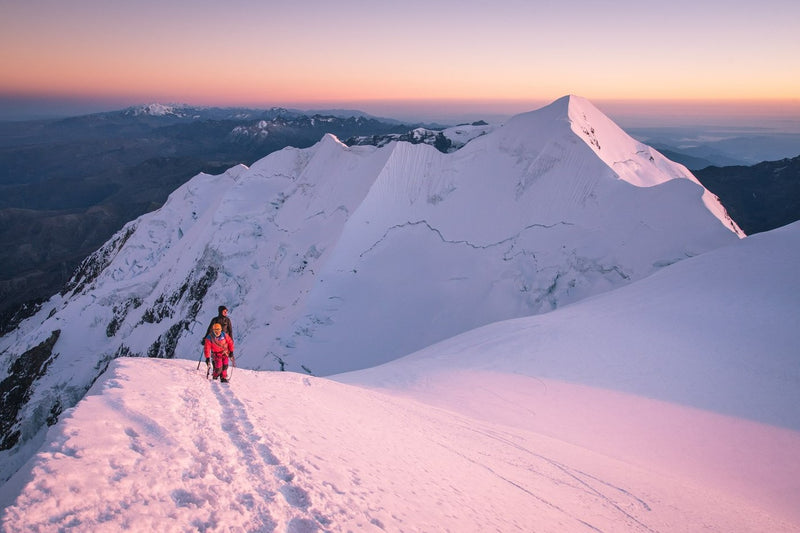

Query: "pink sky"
left=1, top=1, right=799, bottom=123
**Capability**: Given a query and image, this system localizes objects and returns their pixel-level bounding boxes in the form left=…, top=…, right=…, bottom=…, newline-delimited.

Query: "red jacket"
left=204, top=332, right=234, bottom=359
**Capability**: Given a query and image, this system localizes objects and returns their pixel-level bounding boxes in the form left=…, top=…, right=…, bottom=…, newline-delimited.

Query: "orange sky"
left=1, top=1, right=798, bottom=122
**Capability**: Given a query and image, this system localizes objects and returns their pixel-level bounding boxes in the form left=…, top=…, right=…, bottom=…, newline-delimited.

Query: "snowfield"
left=2, top=221, right=799, bottom=532
left=1, top=357, right=798, bottom=533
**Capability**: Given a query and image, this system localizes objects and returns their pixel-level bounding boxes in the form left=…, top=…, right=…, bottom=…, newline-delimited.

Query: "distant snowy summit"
left=120, top=103, right=403, bottom=125
left=230, top=114, right=397, bottom=141
left=125, top=103, right=189, bottom=117
left=0, top=95, right=743, bottom=485
left=121, top=103, right=295, bottom=120
left=118, top=103, right=417, bottom=144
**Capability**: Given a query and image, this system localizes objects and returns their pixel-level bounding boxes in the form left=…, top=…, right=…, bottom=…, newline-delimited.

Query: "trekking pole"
left=197, top=352, right=211, bottom=378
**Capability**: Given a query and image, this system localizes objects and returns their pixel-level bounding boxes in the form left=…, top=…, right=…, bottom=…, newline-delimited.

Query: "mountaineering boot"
left=220, top=377, right=228, bottom=383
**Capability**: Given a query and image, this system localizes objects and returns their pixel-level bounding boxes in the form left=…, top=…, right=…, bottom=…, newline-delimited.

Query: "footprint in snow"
left=280, top=484, right=311, bottom=509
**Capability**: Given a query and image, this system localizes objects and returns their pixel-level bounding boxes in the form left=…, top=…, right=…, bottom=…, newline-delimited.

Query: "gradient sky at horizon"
left=1, top=0, right=799, bottom=123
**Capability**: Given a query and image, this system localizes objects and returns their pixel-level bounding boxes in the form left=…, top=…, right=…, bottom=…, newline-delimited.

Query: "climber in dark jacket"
left=204, top=305, right=233, bottom=341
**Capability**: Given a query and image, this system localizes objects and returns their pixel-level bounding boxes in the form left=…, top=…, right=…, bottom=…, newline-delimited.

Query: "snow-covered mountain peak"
left=0, top=96, right=746, bottom=486
left=501, top=94, right=686, bottom=182
left=126, top=103, right=189, bottom=117
left=318, top=132, right=349, bottom=150
left=491, top=95, right=742, bottom=235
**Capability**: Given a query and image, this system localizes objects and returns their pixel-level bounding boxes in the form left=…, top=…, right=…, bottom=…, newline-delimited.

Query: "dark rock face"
left=145, top=264, right=218, bottom=359
left=0, top=251, right=223, bottom=464
left=0, top=330, right=60, bottom=450
left=695, top=155, right=800, bottom=235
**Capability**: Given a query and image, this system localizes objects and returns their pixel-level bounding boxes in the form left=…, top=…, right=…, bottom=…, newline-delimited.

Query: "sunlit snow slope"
left=1, top=350, right=796, bottom=532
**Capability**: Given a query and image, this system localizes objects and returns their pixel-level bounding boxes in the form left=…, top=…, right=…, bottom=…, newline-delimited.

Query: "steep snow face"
left=339, top=221, right=800, bottom=431
left=0, top=96, right=742, bottom=483
left=563, top=95, right=742, bottom=230
left=276, top=97, right=740, bottom=373
left=497, top=95, right=742, bottom=234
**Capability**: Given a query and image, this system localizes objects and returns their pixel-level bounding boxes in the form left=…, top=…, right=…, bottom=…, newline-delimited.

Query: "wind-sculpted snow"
left=0, top=95, right=744, bottom=485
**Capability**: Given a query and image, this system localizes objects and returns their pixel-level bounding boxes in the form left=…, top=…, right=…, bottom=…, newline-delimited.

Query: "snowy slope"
left=1, top=223, right=798, bottom=531
left=338, top=220, right=800, bottom=430
left=0, top=95, right=742, bottom=487
left=337, top=220, right=800, bottom=526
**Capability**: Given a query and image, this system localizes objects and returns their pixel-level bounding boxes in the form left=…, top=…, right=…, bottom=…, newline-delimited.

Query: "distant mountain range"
left=625, top=125, right=800, bottom=169
left=643, top=124, right=800, bottom=236
left=0, top=105, right=419, bottom=323
left=694, top=155, right=800, bottom=235
left=0, top=103, right=798, bottom=327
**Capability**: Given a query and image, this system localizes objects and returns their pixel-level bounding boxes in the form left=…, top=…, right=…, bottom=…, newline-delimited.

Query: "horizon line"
left=2, top=93, right=800, bottom=127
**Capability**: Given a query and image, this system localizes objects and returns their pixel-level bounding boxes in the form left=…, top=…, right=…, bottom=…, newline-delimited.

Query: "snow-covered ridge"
left=0, top=353, right=795, bottom=531
left=0, top=95, right=744, bottom=488
left=2, top=221, right=798, bottom=530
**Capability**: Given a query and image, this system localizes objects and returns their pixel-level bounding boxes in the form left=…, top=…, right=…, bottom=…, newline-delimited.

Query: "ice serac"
left=0, top=96, right=742, bottom=482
